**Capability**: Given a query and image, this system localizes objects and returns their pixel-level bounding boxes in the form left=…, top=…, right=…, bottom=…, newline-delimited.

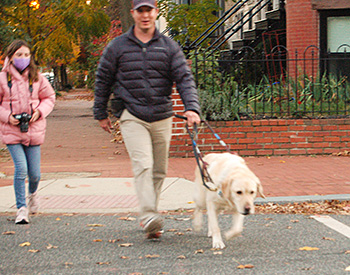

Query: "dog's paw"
left=225, top=230, right=242, bottom=240
left=192, top=219, right=202, bottom=232
left=212, top=239, right=226, bottom=250
left=193, top=223, right=202, bottom=232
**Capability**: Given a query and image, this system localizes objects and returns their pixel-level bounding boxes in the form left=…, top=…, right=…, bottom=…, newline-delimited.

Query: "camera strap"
left=7, top=73, right=33, bottom=115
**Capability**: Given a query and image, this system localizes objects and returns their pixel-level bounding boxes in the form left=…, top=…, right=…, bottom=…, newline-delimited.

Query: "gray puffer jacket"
left=93, top=26, right=200, bottom=122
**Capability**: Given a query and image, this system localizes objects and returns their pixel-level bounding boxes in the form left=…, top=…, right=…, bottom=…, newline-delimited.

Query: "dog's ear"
left=257, top=180, right=266, bottom=198
left=221, top=177, right=233, bottom=200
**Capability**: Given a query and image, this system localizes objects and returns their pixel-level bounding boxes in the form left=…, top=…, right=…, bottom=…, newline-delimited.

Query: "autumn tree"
left=0, top=0, right=19, bottom=52
left=158, top=0, right=219, bottom=47
left=106, top=0, right=133, bottom=32
left=0, top=0, right=110, bottom=90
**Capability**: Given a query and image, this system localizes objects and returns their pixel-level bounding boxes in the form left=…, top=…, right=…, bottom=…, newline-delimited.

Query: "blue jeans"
left=7, top=144, right=41, bottom=209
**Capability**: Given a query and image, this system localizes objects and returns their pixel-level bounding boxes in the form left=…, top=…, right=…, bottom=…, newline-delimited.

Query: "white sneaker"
left=15, top=207, right=29, bottom=224
left=28, top=191, right=39, bottom=214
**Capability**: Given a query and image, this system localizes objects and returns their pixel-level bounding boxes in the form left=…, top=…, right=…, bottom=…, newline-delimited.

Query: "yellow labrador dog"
left=193, top=153, right=265, bottom=249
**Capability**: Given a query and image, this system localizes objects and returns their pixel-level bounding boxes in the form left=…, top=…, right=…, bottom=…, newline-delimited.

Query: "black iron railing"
left=191, top=45, right=350, bottom=121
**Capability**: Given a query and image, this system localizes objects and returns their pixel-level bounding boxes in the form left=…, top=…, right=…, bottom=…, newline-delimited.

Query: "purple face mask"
left=13, top=57, right=31, bottom=72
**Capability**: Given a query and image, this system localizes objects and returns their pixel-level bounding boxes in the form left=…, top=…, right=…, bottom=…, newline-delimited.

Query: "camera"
left=14, top=112, right=32, bottom=132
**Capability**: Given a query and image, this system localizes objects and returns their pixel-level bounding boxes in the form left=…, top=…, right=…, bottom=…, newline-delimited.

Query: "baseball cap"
left=133, top=0, right=157, bottom=10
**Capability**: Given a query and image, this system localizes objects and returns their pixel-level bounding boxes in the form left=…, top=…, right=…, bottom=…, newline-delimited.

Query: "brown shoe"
left=140, top=215, right=163, bottom=234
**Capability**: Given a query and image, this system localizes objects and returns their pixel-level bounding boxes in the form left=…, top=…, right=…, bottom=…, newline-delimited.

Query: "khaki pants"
left=120, top=109, right=172, bottom=222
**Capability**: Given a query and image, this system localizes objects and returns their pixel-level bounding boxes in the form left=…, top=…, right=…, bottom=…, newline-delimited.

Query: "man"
left=93, top=0, right=201, bottom=239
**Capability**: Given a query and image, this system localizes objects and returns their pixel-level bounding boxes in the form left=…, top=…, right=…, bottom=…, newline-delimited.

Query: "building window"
left=327, top=16, right=350, bottom=53
left=320, top=9, right=350, bottom=79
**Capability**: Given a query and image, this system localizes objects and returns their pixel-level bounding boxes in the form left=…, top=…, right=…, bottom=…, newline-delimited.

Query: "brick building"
left=169, top=0, right=350, bottom=157
left=287, top=0, right=350, bottom=78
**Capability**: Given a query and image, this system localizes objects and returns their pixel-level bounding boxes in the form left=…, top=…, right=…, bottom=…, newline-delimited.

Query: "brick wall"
left=286, top=0, right=319, bottom=53
left=286, top=0, right=319, bottom=78
left=171, top=91, right=350, bottom=157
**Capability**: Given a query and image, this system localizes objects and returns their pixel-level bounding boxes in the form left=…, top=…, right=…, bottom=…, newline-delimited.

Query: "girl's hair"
left=5, top=39, right=39, bottom=82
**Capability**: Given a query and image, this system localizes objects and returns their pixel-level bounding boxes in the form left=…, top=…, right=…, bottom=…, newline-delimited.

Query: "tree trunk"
left=60, top=64, right=70, bottom=90
left=53, top=66, right=60, bottom=90
left=119, top=0, right=133, bottom=32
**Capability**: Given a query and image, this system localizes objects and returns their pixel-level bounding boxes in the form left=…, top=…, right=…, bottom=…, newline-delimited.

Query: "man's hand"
left=184, top=110, right=201, bottom=127
left=98, top=118, right=113, bottom=133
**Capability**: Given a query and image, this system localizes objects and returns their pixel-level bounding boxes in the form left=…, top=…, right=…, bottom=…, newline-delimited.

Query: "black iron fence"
left=191, top=45, right=350, bottom=121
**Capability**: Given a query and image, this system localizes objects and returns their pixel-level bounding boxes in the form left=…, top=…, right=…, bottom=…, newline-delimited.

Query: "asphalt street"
left=1, top=213, right=349, bottom=275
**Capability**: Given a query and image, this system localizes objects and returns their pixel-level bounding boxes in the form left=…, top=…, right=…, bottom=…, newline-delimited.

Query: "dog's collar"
left=207, top=181, right=235, bottom=208
left=217, top=190, right=236, bottom=208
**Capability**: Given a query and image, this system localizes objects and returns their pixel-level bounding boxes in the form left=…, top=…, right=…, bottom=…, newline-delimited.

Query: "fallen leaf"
left=280, top=160, right=286, bottom=163
left=187, top=201, right=194, bottom=204
left=237, top=264, right=254, bottom=269
left=119, top=243, right=133, bottom=247
left=19, top=242, right=31, bottom=247
left=120, top=256, right=129, bottom=259
left=87, top=224, right=105, bottom=227
left=2, top=231, right=15, bottom=235
left=93, top=239, right=103, bottom=242
left=96, top=262, right=110, bottom=265
left=64, top=262, right=73, bottom=268
left=46, top=243, right=58, bottom=249
left=301, top=267, right=313, bottom=270
left=65, top=184, right=76, bottom=189
left=145, top=254, right=160, bottom=258
left=167, top=228, right=178, bottom=232
left=194, top=249, right=204, bottom=254
left=345, top=250, right=350, bottom=254
left=118, top=217, right=136, bottom=221
left=291, top=220, right=299, bottom=223
left=322, top=237, right=335, bottom=241
left=177, top=255, right=186, bottom=259
left=213, top=251, right=223, bottom=255
left=28, top=249, right=40, bottom=253
left=89, top=228, right=96, bottom=232
left=185, top=228, right=193, bottom=232
left=56, top=217, right=61, bottom=221
left=299, top=246, right=319, bottom=251
left=108, top=239, right=122, bottom=243
left=345, top=266, right=350, bottom=271
left=174, top=217, right=190, bottom=221
left=175, top=232, right=184, bottom=236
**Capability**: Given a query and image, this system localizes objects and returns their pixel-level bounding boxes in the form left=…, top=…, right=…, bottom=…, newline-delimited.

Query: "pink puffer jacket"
left=0, top=57, right=55, bottom=146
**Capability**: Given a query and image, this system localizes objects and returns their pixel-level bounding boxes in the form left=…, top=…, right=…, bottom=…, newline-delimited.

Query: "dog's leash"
left=175, top=114, right=237, bottom=192
left=175, top=114, right=217, bottom=191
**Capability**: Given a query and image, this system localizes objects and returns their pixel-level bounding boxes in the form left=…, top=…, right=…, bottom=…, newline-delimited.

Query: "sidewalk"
left=0, top=93, right=349, bottom=214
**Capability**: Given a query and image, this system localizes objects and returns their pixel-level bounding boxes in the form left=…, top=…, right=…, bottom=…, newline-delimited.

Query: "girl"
left=0, top=40, right=55, bottom=224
